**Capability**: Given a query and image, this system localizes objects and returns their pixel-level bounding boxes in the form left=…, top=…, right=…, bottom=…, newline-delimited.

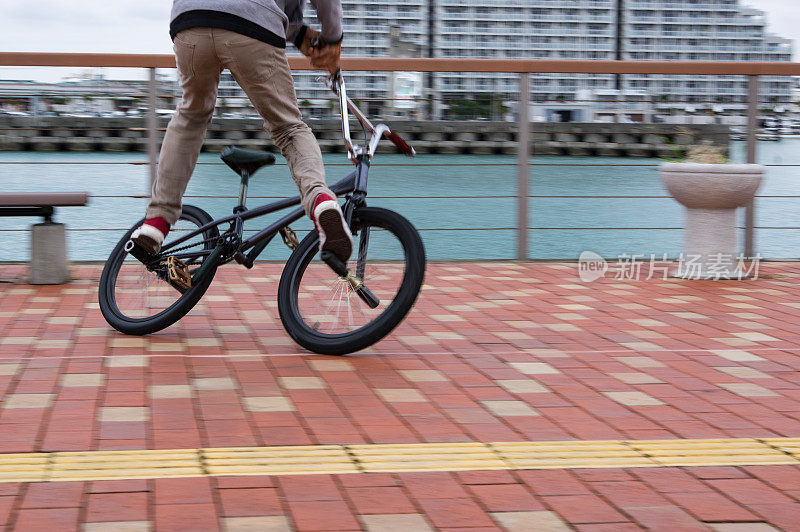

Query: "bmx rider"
left=131, top=0, right=353, bottom=263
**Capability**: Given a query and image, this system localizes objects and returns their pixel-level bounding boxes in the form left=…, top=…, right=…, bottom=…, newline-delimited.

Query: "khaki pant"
left=147, top=28, right=333, bottom=224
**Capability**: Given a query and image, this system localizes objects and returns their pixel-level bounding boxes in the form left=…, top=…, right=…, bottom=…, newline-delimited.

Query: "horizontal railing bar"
left=0, top=132, right=742, bottom=139
left=79, top=194, right=800, bottom=199
left=7, top=96, right=796, bottom=105
left=0, top=227, right=688, bottom=232
left=0, top=98, right=793, bottom=106
left=527, top=195, right=670, bottom=199
left=0, top=227, right=515, bottom=232
left=4, top=53, right=800, bottom=75
left=0, top=129, right=742, bottom=138
left=7, top=162, right=800, bottom=169
left=1, top=98, right=794, bottom=104
left=29, top=194, right=800, bottom=200
left=0, top=228, right=302, bottom=233
left=0, top=162, right=520, bottom=168
left=44, top=194, right=800, bottom=201
left=37, top=225, right=800, bottom=231
left=0, top=161, right=149, bottom=165
left=527, top=227, right=682, bottom=230
left=87, top=194, right=520, bottom=199
left=0, top=228, right=125, bottom=232
left=0, top=126, right=745, bottom=132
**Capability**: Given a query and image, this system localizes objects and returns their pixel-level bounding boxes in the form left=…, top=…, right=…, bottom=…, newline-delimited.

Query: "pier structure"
left=0, top=117, right=729, bottom=158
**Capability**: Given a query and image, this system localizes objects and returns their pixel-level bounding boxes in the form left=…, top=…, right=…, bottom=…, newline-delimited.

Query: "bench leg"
left=30, top=222, right=70, bottom=285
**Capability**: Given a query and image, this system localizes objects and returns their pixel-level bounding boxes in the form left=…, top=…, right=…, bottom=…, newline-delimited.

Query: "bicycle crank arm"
left=320, top=251, right=380, bottom=309
left=124, top=240, right=189, bottom=294
left=192, top=245, right=224, bottom=285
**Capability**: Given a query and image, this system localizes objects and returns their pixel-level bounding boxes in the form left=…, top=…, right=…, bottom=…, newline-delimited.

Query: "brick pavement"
left=1, top=262, right=800, bottom=531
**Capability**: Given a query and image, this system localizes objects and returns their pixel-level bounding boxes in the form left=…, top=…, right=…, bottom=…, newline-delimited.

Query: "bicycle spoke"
left=293, top=219, right=407, bottom=336
left=346, top=280, right=355, bottom=329
left=332, top=280, right=346, bottom=333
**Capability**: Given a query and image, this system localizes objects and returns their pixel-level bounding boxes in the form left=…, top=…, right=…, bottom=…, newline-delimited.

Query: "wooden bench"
left=0, top=192, right=89, bottom=284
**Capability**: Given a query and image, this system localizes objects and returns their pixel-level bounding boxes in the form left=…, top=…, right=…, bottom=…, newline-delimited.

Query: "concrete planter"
left=659, top=162, right=764, bottom=279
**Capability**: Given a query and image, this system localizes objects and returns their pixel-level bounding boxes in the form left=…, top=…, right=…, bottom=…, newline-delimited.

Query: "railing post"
left=745, top=75, right=758, bottom=258
left=517, top=72, right=530, bottom=261
left=147, top=67, right=158, bottom=191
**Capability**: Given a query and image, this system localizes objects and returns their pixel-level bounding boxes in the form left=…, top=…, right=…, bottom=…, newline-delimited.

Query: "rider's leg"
left=220, top=34, right=332, bottom=215
left=138, top=28, right=222, bottom=253
left=217, top=29, right=351, bottom=260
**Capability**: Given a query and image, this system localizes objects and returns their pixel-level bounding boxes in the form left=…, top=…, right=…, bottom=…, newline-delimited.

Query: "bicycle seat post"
left=236, top=170, right=250, bottom=212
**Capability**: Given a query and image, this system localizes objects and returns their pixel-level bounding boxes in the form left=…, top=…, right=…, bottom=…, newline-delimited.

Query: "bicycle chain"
left=156, top=234, right=222, bottom=259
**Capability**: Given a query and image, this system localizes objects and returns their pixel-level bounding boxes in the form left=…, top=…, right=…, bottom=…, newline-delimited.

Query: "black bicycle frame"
left=157, top=157, right=371, bottom=266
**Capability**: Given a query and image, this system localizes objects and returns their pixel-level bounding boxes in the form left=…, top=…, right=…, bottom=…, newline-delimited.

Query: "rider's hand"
left=310, top=42, right=341, bottom=75
left=299, top=27, right=341, bottom=75
left=299, top=27, right=319, bottom=58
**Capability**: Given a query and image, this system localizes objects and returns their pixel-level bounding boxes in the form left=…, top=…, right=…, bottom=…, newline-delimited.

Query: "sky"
left=1, top=1, right=174, bottom=82
left=2, top=0, right=800, bottom=82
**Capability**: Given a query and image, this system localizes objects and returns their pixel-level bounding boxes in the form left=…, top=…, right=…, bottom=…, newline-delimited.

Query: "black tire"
left=99, top=205, right=220, bottom=335
left=278, top=206, right=426, bottom=355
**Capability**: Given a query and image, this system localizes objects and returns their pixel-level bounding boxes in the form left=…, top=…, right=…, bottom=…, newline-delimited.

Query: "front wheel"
left=278, top=206, right=426, bottom=355
left=98, top=205, right=220, bottom=335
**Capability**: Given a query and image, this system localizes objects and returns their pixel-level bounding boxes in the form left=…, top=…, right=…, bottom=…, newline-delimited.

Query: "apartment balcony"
left=342, top=0, right=424, bottom=4
left=651, top=2, right=738, bottom=10
left=440, top=27, right=527, bottom=35
left=629, top=44, right=783, bottom=53
left=715, top=32, right=764, bottom=38
left=661, top=17, right=730, bottom=24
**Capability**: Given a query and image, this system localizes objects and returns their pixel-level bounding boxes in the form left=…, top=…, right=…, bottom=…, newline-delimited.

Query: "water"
left=1, top=140, right=799, bottom=261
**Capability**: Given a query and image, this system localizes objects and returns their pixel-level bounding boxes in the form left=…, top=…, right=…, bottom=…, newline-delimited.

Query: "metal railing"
left=3, top=54, right=800, bottom=260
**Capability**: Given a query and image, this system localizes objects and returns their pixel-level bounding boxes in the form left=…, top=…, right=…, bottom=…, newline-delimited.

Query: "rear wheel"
left=278, top=206, right=426, bottom=355
left=98, top=205, right=220, bottom=335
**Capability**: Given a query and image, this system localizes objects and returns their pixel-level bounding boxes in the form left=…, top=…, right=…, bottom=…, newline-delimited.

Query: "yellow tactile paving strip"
left=0, top=438, right=798, bottom=483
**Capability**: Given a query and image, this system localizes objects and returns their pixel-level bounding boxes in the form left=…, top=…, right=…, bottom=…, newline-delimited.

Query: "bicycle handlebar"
left=383, top=130, right=416, bottom=157
left=322, top=71, right=415, bottom=161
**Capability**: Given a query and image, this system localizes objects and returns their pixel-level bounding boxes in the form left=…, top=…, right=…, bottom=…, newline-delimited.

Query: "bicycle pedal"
left=280, top=226, right=300, bottom=250
left=124, top=239, right=153, bottom=264
left=166, top=256, right=192, bottom=290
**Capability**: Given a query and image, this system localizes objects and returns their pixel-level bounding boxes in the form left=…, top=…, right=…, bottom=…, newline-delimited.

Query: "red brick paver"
left=1, top=262, right=800, bottom=530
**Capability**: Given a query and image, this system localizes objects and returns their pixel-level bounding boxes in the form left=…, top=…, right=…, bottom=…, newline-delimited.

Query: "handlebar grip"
left=384, top=130, right=416, bottom=157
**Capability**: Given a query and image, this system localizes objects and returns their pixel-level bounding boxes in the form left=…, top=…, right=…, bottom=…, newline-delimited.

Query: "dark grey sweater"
left=170, top=0, right=342, bottom=49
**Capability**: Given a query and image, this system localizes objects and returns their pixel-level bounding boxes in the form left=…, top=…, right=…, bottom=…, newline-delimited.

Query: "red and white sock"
left=310, top=194, right=336, bottom=225
left=143, top=217, right=169, bottom=237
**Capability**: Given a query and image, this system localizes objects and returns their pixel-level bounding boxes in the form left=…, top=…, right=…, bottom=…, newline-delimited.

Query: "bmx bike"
left=98, top=72, right=426, bottom=355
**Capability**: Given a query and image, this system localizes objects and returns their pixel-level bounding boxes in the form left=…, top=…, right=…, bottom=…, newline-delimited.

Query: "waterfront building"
left=432, top=0, right=618, bottom=120
left=299, top=0, right=793, bottom=122
left=0, top=71, right=176, bottom=117
left=625, top=1, right=793, bottom=122
left=2, top=1, right=790, bottom=123
left=295, top=1, right=428, bottom=118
